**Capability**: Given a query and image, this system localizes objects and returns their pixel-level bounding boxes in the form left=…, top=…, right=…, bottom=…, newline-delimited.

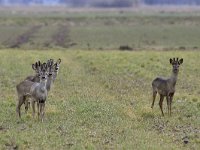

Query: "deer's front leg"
left=159, top=95, right=165, bottom=116
left=151, top=90, right=157, bottom=109
left=169, top=93, right=174, bottom=116
left=41, top=102, right=45, bottom=122
left=31, top=100, right=35, bottom=118
left=166, top=95, right=170, bottom=116
left=37, top=102, right=40, bottom=120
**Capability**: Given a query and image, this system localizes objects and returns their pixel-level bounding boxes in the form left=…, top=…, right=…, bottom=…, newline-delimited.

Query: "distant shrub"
left=119, top=45, right=133, bottom=51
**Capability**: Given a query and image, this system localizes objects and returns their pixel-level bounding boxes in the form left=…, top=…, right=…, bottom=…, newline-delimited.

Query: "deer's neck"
left=40, top=80, right=47, bottom=92
left=169, top=71, right=178, bottom=87
left=53, top=72, right=58, bottom=82
left=47, top=76, right=53, bottom=91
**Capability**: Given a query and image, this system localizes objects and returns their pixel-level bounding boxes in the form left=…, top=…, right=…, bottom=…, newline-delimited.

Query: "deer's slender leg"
left=16, top=96, right=25, bottom=118
left=159, top=95, right=165, bottom=116
left=31, top=101, right=35, bottom=118
left=24, top=98, right=29, bottom=113
left=151, top=90, right=157, bottom=108
left=37, top=102, right=40, bottom=120
left=169, top=93, right=174, bottom=116
left=41, top=103, right=45, bottom=122
left=28, top=101, right=30, bottom=110
left=39, top=103, right=43, bottom=121
left=166, top=95, right=170, bottom=116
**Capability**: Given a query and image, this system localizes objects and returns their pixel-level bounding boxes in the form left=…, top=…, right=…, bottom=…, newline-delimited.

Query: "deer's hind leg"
left=151, top=89, right=157, bottom=108
left=24, top=98, right=29, bottom=113
left=16, top=95, right=25, bottom=118
left=31, top=100, right=36, bottom=118
left=159, top=94, right=165, bottom=116
left=37, top=102, right=40, bottom=120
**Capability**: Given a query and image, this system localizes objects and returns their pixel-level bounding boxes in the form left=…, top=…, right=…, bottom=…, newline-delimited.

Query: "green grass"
left=1, top=8, right=200, bottom=50
left=0, top=50, right=199, bottom=149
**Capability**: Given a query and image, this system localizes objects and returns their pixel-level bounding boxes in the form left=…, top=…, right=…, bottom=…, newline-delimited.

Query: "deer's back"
left=25, top=75, right=40, bottom=82
left=16, top=80, right=34, bottom=96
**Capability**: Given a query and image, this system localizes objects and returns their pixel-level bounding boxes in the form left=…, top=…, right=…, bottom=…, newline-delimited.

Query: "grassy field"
left=1, top=7, right=200, bottom=50
left=0, top=7, right=200, bottom=149
left=0, top=50, right=199, bottom=149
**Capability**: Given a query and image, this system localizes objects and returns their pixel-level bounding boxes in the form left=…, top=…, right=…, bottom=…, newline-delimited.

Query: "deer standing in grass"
left=23, top=61, right=41, bottom=112
left=52, top=58, right=61, bottom=82
left=151, top=58, right=183, bottom=116
left=23, top=58, right=61, bottom=113
left=16, top=63, right=48, bottom=121
left=46, top=58, right=61, bottom=91
left=45, top=59, right=54, bottom=91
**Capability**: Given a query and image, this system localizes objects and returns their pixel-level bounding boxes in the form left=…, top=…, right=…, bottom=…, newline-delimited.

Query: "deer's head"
left=169, top=58, right=183, bottom=74
left=32, top=61, right=41, bottom=76
left=53, top=58, right=61, bottom=73
left=39, top=63, right=48, bottom=81
left=47, top=59, right=54, bottom=77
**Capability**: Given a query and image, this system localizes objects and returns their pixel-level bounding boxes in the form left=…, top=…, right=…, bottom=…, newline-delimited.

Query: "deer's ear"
left=43, top=63, right=48, bottom=69
left=169, top=58, right=173, bottom=64
left=38, top=61, right=41, bottom=67
left=179, top=58, right=183, bottom=64
left=50, top=59, right=54, bottom=66
left=32, top=64, right=36, bottom=70
left=57, top=58, right=61, bottom=64
left=47, top=60, right=50, bottom=67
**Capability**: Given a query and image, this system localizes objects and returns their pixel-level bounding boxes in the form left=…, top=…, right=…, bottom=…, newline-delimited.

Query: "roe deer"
left=24, top=61, right=42, bottom=113
left=151, top=58, right=183, bottom=116
left=46, top=59, right=54, bottom=91
left=24, top=59, right=57, bottom=113
left=16, top=63, right=48, bottom=121
left=52, top=58, right=61, bottom=82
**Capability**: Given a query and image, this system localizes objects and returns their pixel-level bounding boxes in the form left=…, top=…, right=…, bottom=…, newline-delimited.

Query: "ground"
left=0, top=50, right=200, bottom=149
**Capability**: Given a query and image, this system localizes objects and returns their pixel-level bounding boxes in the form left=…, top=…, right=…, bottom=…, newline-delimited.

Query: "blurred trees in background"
left=0, top=0, right=200, bottom=7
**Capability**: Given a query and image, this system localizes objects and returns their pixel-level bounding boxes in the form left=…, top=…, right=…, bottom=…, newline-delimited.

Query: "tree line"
left=0, top=0, right=200, bottom=7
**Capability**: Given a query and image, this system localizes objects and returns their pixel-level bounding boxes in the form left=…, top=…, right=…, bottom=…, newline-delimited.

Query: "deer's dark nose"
left=173, top=68, right=179, bottom=73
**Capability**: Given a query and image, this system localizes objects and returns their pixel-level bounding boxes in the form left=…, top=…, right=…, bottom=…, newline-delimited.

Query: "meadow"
left=0, top=7, right=200, bottom=150
left=0, top=50, right=200, bottom=149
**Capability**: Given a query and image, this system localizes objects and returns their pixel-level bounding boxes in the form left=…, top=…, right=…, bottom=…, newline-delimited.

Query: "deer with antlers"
left=16, top=62, right=48, bottom=121
left=23, top=58, right=61, bottom=112
left=151, top=58, right=183, bottom=116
